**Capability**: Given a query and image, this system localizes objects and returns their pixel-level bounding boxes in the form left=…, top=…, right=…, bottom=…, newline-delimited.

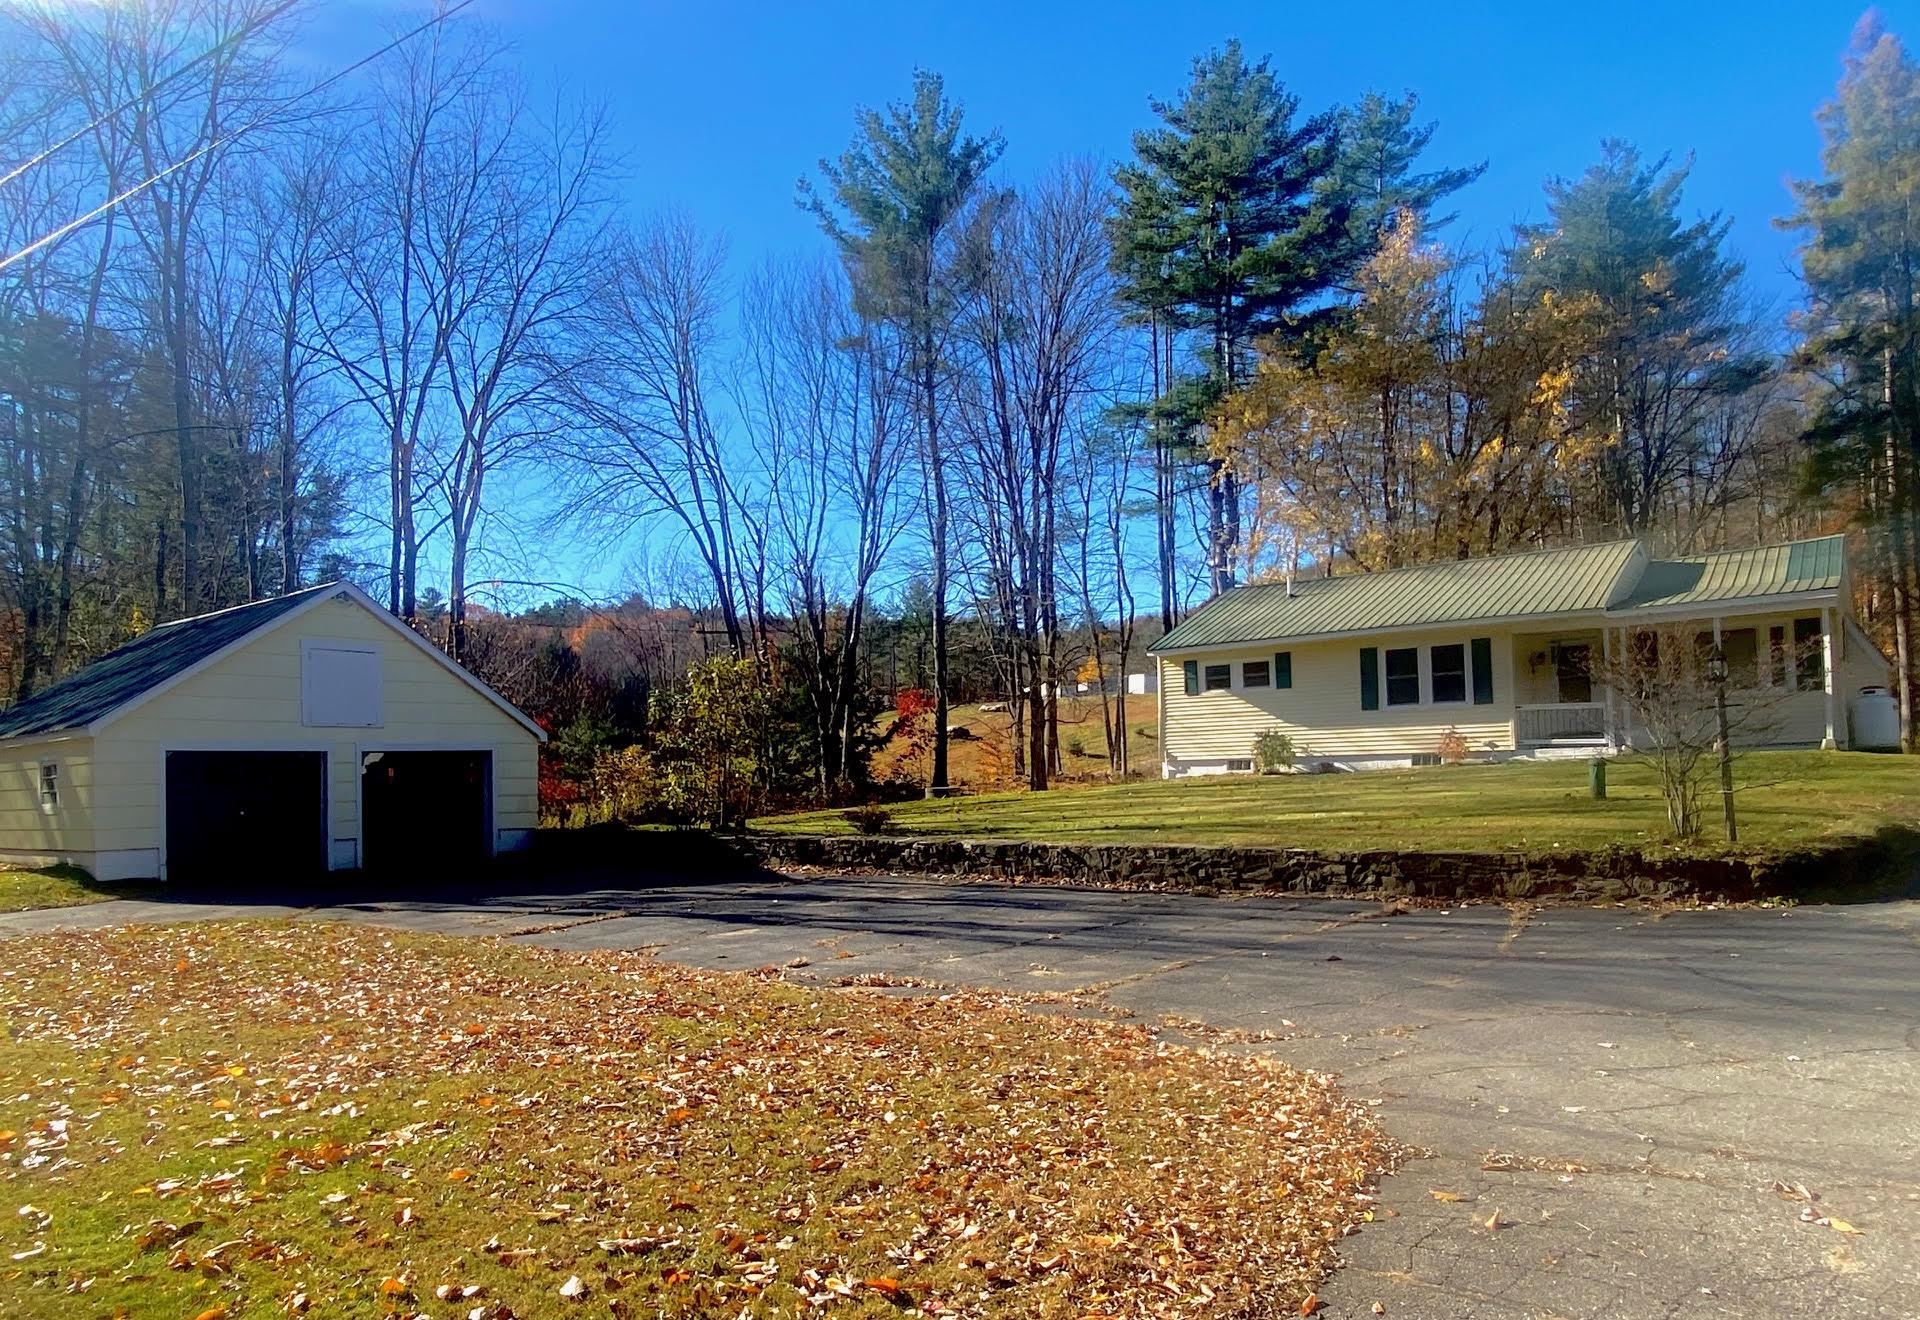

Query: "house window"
left=1203, top=663, right=1232, bottom=692
left=1722, top=628, right=1758, bottom=688
left=1768, top=626, right=1787, bottom=687
left=1793, top=617, right=1825, bottom=691
left=1430, top=643, right=1467, bottom=704
left=39, top=762, right=57, bottom=812
left=1242, top=660, right=1270, bottom=688
left=1384, top=647, right=1420, bottom=706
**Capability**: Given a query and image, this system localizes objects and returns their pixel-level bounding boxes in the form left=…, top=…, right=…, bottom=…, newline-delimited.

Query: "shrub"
left=1066, top=733, right=1088, bottom=758
left=587, top=745, right=663, bottom=822
left=842, top=804, right=893, bottom=835
left=1252, top=728, right=1296, bottom=774
left=1436, top=726, right=1469, bottom=765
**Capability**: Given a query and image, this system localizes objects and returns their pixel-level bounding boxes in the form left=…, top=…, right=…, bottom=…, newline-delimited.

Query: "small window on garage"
left=38, top=762, right=57, bottom=812
left=1203, top=663, right=1232, bottom=692
left=301, top=641, right=384, bottom=727
left=1242, top=659, right=1270, bottom=688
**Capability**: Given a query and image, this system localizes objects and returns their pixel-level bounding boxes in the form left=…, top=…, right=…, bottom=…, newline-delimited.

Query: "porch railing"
left=1516, top=701, right=1607, bottom=745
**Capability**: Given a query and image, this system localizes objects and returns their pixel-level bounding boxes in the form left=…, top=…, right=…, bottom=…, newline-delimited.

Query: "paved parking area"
left=6, top=874, right=1919, bottom=1318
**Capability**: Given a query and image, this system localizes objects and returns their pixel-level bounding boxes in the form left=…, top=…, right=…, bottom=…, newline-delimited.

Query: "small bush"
left=1252, top=728, right=1296, bottom=774
left=842, top=804, right=893, bottom=835
left=1436, top=726, right=1469, bottom=765
left=1066, top=733, right=1088, bottom=758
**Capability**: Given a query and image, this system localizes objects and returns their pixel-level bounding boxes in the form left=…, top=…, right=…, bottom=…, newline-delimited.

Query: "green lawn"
left=0, top=864, right=154, bottom=912
left=0, top=923, right=1396, bottom=1318
left=757, top=751, right=1920, bottom=855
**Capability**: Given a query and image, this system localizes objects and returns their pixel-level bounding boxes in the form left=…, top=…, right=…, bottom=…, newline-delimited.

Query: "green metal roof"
left=1151, top=533, right=1850, bottom=654
left=1612, top=535, right=1846, bottom=611
left=1151, top=540, right=1643, bottom=653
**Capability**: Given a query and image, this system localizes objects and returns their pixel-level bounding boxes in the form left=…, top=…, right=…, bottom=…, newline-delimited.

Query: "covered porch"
left=1512, top=629, right=1613, bottom=750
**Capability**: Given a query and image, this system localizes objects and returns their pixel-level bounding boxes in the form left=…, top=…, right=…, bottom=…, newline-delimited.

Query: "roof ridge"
left=154, top=580, right=339, bottom=630
left=1648, top=532, right=1846, bottom=565
left=1235, top=537, right=1638, bottom=594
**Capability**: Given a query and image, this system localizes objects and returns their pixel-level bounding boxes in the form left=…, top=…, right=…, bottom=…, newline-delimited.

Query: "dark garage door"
left=361, top=750, right=491, bottom=872
left=165, top=751, right=327, bottom=880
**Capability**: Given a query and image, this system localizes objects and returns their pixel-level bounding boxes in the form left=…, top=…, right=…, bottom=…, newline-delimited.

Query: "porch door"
left=1554, top=644, right=1593, bottom=703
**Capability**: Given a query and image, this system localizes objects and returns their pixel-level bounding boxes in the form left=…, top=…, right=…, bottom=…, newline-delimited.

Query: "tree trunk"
left=924, top=315, right=950, bottom=796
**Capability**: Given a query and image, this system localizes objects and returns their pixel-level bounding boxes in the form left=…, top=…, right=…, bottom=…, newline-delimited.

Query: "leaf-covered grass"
left=0, top=864, right=155, bottom=913
left=0, top=923, right=1398, bottom=1318
left=758, top=750, right=1920, bottom=855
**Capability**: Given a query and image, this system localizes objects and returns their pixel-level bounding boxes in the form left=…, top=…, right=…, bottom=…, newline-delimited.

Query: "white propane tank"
left=1848, top=685, right=1901, bottom=751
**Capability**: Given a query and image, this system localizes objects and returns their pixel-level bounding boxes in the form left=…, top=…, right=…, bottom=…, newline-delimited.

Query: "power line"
left=0, top=0, right=477, bottom=274
left=0, top=0, right=306, bottom=194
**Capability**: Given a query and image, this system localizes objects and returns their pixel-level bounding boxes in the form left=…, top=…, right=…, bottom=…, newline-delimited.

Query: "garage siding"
left=1157, top=628, right=1521, bottom=768
left=90, top=597, right=538, bottom=865
left=0, top=735, right=95, bottom=863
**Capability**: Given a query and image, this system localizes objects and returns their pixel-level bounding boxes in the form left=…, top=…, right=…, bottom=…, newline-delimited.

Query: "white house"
left=1150, top=534, right=1893, bottom=777
left=0, top=582, right=544, bottom=881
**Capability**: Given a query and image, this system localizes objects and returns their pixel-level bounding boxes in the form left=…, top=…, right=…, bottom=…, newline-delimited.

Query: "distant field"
left=873, top=693, right=1159, bottom=789
left=760, top=750, right=1920, bottom=855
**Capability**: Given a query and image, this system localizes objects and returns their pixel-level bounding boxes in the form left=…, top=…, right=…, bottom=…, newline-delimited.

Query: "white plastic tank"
left=1848, top=685, right=1902, bottom=751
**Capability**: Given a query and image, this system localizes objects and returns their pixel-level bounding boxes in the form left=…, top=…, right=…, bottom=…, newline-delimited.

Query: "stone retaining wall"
left=739, top=831, right=1918, bottom=904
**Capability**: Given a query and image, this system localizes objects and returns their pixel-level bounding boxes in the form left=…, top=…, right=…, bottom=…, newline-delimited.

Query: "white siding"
left=90, top=597, right=538, bottom=870
left=1158, top=628, right=1521, bottom=768
left=0, top=734, right=95, bottom=865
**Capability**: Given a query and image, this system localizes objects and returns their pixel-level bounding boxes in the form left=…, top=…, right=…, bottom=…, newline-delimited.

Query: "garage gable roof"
left=0, top=582, right=546, bottom=743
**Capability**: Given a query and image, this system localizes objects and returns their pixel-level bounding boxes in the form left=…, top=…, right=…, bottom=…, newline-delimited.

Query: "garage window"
left=38, top=762, right=57, bottom=812
left=301, top=641, right=383, bottom=727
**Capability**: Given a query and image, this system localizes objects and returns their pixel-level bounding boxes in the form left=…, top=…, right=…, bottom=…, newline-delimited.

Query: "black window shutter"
left=1274, top=651, right=1292, bottom=689
left=1359, top=647, right=1379, bottom=711
left=1471, top=637, right=1494, bottom=705
left=1182, top=660, right=1198, bottom=696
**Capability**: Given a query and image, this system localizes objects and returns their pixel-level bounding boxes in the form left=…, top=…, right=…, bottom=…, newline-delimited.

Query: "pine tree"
left=1515, top=140, right=1765, bottom=534
left=1321, top=91, right=1486, bottom=259
left=1786, top=15, right=1920, bottom=747
left=802, top=71, right=1003, bottom=795
left=1109, top=42, right=1378, bottom=595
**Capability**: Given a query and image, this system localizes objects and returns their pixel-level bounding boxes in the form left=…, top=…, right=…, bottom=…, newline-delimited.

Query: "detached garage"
left=0, top=582, right=544, bottom=882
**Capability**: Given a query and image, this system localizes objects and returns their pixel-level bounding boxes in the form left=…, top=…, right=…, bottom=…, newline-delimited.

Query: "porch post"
left=1822, top=605, right=1839, bottom=749
left=1601, top=625, right=1616, bottom=749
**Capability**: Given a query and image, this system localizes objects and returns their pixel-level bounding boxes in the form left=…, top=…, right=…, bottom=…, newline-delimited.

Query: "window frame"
left=1364, top=638, right=1491, bottom=711
left=1793, top=616, right=1825, bottom=692
left=38, top=761, right=57, bottom=813
left=1202, top=662, right=1232, bottom=693
left=1428, top=642, right=1468, bottom=705
left=1383, top=646, right=1422, bottom=707
left=1241, top=659, right=1271, bottom=689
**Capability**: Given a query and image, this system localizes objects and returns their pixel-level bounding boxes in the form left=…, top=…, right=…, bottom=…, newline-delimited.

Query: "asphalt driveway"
left=5, top=875, right=1918, bottom=1319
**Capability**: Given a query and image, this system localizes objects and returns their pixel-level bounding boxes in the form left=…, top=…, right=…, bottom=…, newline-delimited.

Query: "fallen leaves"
left=0, top=921, right=1405, bottom=1320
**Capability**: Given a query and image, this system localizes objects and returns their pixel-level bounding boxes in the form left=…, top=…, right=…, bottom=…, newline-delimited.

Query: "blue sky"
left=478, top=0, right=1905, bottom=304
left=313, top=0, right=1915, bottom=603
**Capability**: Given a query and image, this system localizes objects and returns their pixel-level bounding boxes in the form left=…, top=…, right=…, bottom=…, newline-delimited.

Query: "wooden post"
left=1601, top=626, right=1615, bottom=749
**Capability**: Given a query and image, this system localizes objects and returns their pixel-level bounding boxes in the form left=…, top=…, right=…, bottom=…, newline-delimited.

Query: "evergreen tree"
left=1515, top=140, right=1767, bottom=534
left=802, top=72, right=1003, bottom=795
left=1786, top=15, right=1920, bottom=746
left=1321, top=90, right=1486, bottom=258
left=1111, top=40, right=1350, bottom=595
